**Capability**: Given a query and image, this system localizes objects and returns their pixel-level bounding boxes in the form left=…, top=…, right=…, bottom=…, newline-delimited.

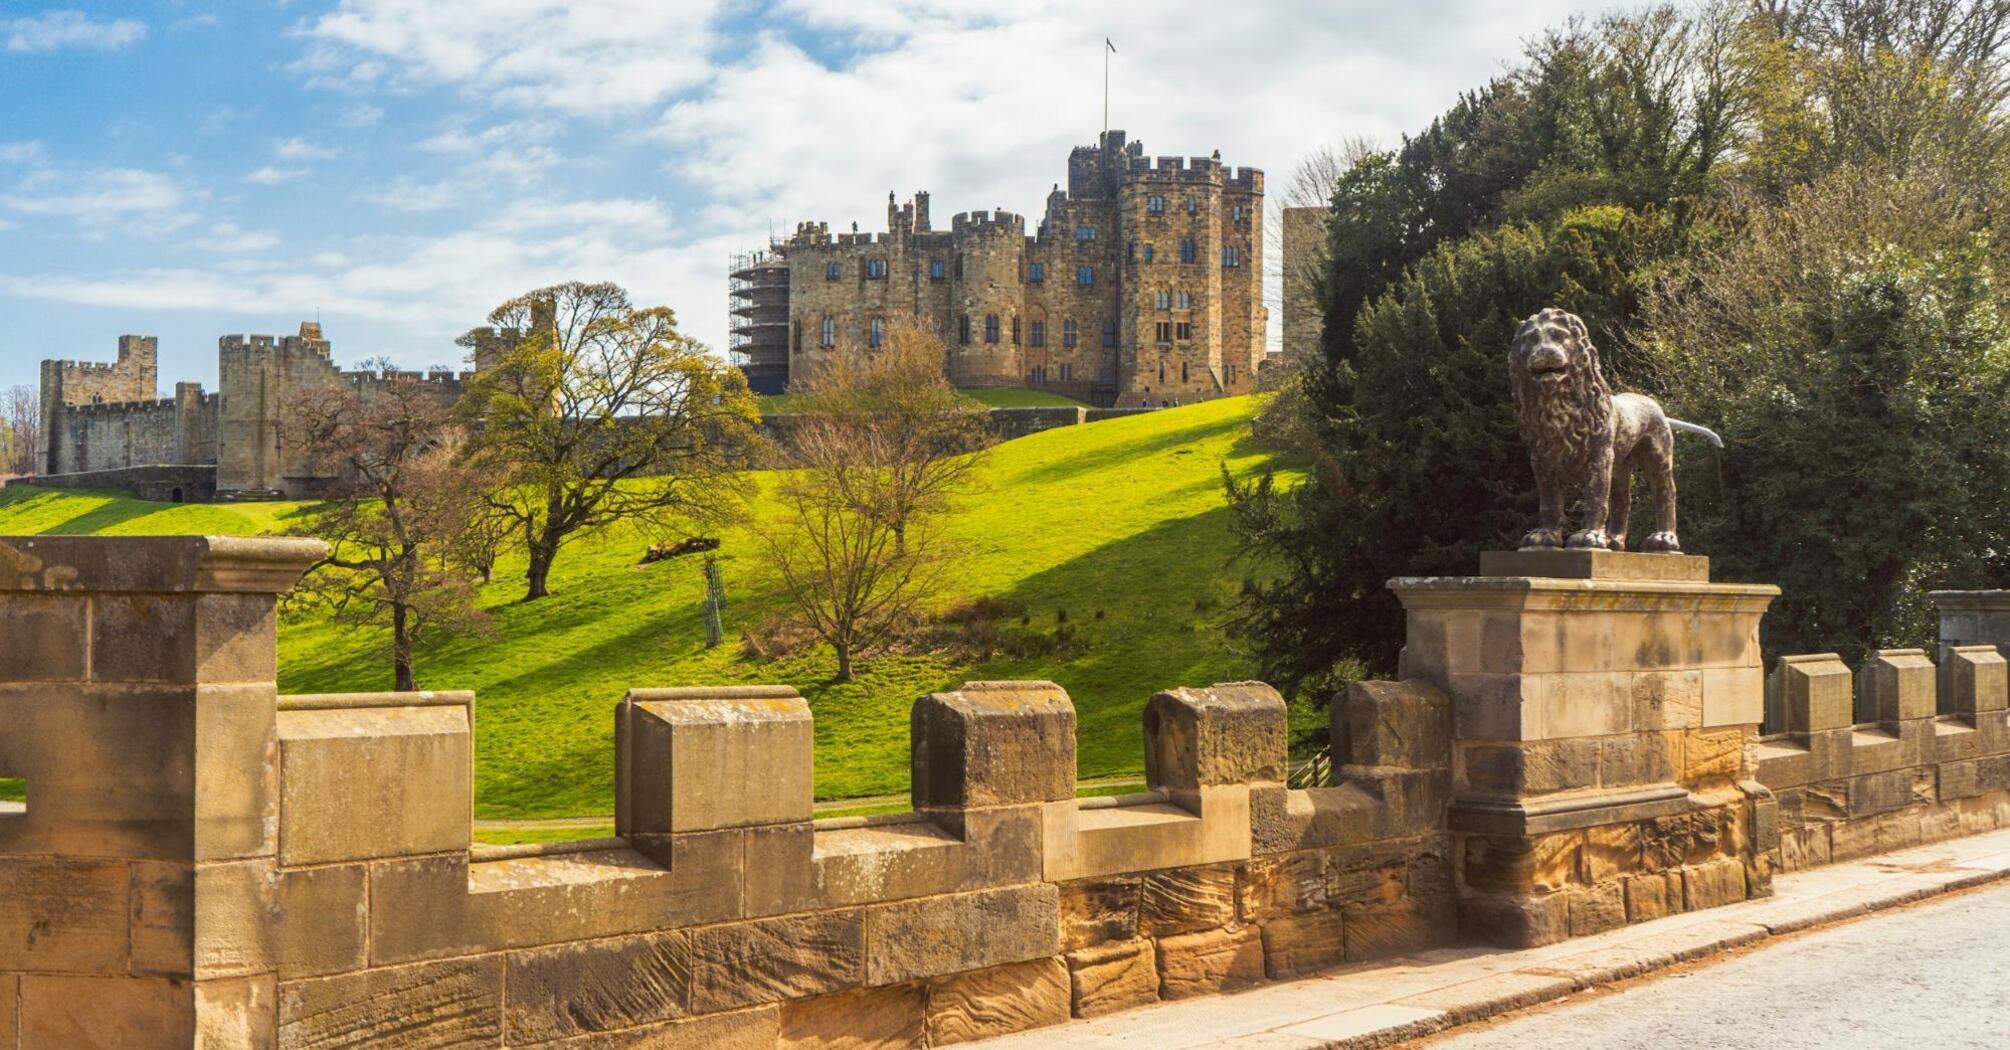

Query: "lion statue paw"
left=1520, top=527, right=1565, bottom=550
left=1641, top=531, right=1682, bottom=554
left=1566, top=528, right=1611, bottom=551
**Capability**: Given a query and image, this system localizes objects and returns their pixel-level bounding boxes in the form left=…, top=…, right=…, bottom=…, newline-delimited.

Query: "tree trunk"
left=525, top=545, right=554, bottom=600
left=834, top=642, right=853, bottom=682
left=392, top=602, right=416, bottom=692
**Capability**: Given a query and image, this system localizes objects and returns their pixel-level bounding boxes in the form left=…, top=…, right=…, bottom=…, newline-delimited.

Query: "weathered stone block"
left=1138, top=866, right=1238, bottom=936
left=1567, top=882, right=1626, bottom=936
left=1145, top=682, right=1288, bottom=791
left=276, top=703, right=470, bottom=866
left=1939, top=760, right=1981, bottom=803
left=1248, top=783, right=1379, bottom=854
left=1582, top=822, right=1643, bottom=882
left=778, top=983, right=925, bottom=1050
left=1343, top=897, right=1454, bottom=962
left=1622, top=872, right=1669, bottom=922
left=130, top=860, right=195, bottom=977
left=1850, top=770, right=1913, bottom=818
left=0, top=685, right=198, bottom=861
left=1066, top=939, right=1158, bottom=1018
left=1328, top=850, right=1408, bottom=907
left=194, top=857, right=278, bottom=979
left=955, top=804, right=1044, bottom=886
left=813, top=821, right=969, bottom=908
left=0, top=856, right=129, bottom=973
left=925, top=957, right=1069, bottom=1046
left=544, top=1007, right=779, bottom=1050
left=1633, top=670, right=1703, bottom=731
left=1238, top=852, right=1326, bottom=921
left=1681, top=727, right=1747, bottom=783
left=1461, top=832, right=1580, bottom=895
left=1155, top=926, right=1265, bottom=999
left=92, top=592, right=278, bottom=685
left=620, top=687, right=812, bottom=834
left=1862, top=650, right=1936, bottom=723
left=1946, top=646, right=2009, bottom=715
left=863, top=884, right=1060, bottom=986
left=20, top=975, right=193, bottom=1047
left=1336, top=680, right=1451, bottom=771
left=1057, top=877, right=1139, bottom=951
left=1681, top=858, right=1746, bottom=911
left=0, top=975, right=14, bottom=1050
left=277, top=864, right=367, bottom=979
left=194, top=974, right=277, bottom=1050
left=278, top=956, right=502, bottom=1048
left=911, top=681, right=1074, bottom=809
left=1775, top=654, right=1853, bottom=734
left=0, top=593, right=87, bottom=681
left=1458, top=891, right=1569, bottom=948
left=690, top=911, right=864, bottom=1012
left=505, top=932, right=690, bottom=1043
left=1702, top=665, right=1764, bottom=728
left=743, top=822, right=816, bottom=918
left=1259, top=909, right=1345, bottom=978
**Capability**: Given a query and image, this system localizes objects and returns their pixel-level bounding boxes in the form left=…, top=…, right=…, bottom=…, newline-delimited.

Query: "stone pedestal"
left=1932, top=590, right=2010, bottom=658
left=1391, top=551, right=1779, bottom=946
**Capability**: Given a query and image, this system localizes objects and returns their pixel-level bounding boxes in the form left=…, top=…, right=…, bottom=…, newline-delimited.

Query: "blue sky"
left=0, top=0, right=1588, bottom=393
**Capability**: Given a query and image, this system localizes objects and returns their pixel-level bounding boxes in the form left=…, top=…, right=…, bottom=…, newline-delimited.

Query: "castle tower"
left=946, top=210, right=1027, bottom=388
left=38, top=335, right=157, bottom=475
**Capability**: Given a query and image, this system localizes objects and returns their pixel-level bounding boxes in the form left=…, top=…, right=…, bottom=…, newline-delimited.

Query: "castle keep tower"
left=764, top=131, right=1265, bottom=407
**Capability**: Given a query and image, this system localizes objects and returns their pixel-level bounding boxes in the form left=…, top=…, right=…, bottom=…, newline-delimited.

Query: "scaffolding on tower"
left=728, top=244, right=791, bottom=396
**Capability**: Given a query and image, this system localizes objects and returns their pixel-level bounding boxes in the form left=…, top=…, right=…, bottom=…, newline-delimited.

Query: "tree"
left=756, top=325, right=990, bottom=680
left=1643, top=172, right=2010, bottom=658
left=285, top=374, right=494, bottom=691
left=3, top=385, right=37, bottom=476
left=456, top=282, right=761, bottom=600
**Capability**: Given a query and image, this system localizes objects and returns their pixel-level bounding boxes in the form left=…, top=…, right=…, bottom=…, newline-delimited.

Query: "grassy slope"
left=759, top=387, right=1087, bottom=413
left=0, top=396, right=1292, bottom=818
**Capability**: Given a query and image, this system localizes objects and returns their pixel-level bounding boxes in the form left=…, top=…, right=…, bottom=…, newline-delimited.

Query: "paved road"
left=1425, top=881, right=2010, bottom=1049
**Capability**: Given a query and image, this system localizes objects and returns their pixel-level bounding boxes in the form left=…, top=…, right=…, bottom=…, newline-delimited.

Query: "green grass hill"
left=0, top=395, right=1299, bottom=819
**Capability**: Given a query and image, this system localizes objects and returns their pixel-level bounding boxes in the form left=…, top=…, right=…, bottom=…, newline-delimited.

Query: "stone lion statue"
left=1508, top=308, right=1720, bottom=554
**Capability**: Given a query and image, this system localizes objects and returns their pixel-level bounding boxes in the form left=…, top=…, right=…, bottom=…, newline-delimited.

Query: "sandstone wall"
left=1757, top=647, right=2010, bottom=872
left=1279, top=206, right=1328, bottom=366
left=38, top=335, right=158, bottom=475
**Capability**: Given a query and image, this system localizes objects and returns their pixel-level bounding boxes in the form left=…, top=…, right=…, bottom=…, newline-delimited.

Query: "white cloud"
left=273, top=137, right=326, bottom=161
left=199, top=221, right=281, bottom=253
left=419, top=119, right=555, bottom=155
left=0, top=167, right=195, bottom=235
left=245, top=165, right=308, bottom=185
left=297, top=0, right=721, bottom=112
left=3, top=10, right=147, bottom=53
left=338, top=103, right=385, bottom=129
left=0, top=141, right=45, bottom=165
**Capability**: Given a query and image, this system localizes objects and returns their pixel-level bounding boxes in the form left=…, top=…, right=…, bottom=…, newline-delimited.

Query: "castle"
left=735, top=130, right=1268, bottom=407
left=33, top=322, right=475, bottom=501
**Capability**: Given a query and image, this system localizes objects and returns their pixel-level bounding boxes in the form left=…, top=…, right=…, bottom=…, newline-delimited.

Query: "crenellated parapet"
left=1756, top=645, right=2010, bottom=871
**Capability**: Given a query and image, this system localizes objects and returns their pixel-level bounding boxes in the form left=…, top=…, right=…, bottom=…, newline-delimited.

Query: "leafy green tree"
left=457, top=282, right=761, bottom=601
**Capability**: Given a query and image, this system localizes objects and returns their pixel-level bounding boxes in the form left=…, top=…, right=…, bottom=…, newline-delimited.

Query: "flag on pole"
left=1107, top=37, right=1116, bottom=53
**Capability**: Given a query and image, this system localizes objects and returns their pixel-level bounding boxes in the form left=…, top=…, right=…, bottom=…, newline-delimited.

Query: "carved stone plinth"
left=1390, top=554, right=1780, bottom=946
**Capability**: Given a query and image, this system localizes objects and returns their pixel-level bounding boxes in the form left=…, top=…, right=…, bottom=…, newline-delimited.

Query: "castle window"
left=1012, top=317, right=1021, bottom=345
left=1176, top=321, right=1192, bottom=341
left=819, top=317, right=837, bottom=348
left=1159, top=362, right=1167, bottom=383
left=1148, top=194, right=1166, bottom=214
left=1227, top=363, right=1236, bottom=383
left=984, top=314, right=1000, bottom=344
left=1031, top=366, right=1046, bottom=385
left=1102, top=320, right=1118, bottom=348
left=869, top=317, right=885, bottom=348
left=930, top=259, right=945, bottom=280
left=960, top=315, right=972, bottom=345
left=1222, top=246, right=1241, bottom=268
left=955, top=256, right=964, bottom=279
left=1063, top=319, right=1078, bottom=349
left=793, top=321, right=804, bottom=354
left=1176, top=290, right=1192, bottom=309
left=1232, top=204, right=1244, bottom=222
left=1029, top=320, right=1045, bottom=347
left=865, top=258, right=888, bottom=279
left=1185, top=196, right=1197, bottom=215
left=1179, top=238, right=1196, bottom=263
left=1154, top=290, right=1171, bottom=310
left=1028, top=262, right=1044, bottom=283
left=825, top=261, right=842, bottom=281
left=1155, top=321, right=1172, bottom=344
left=1076, top=266, right=1094, bottom=287
left=1182, top=362, right=1190, bottom=382
left=1143, top=243, right=1155, bottom=262
left=1074, top=225, right=1096, bottom=241
left=1060, top=362, right=1073, bottom=382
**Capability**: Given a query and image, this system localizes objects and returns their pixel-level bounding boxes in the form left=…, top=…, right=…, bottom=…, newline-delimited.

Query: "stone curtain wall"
left=1757, top=647, right=2010, bottom=872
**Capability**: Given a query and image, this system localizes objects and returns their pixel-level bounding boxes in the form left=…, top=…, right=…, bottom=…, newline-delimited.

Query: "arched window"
left=865, top=258, right=887, bottom=279
left=825, top=261, right=841, bottom=281
left=959, top=315, right=972, bottom=345
left=1176, top=290, right=1192, bottom=309
left=1155, top=290, right=1171, bottom=310
left=1062, top=319, right=1078, bottom=348
left=1143, top=243, right=1155, bottom=262
left=819, top=317, right=836, bottom=348
left=1179, top=238, right=1196, bottom=263
left=1076, top=266, right=1094, bottom=287
left=984, top=314, right=1000, bottom=344
left=1011, top=317, right=1021, bottom=345
left=1029, top=320, right=1045, bottom=347
left=869, top=317, right=885, bottom=348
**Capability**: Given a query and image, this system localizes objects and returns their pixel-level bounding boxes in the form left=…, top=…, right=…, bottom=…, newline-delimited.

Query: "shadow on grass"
left=1005, top=410, right=1248, bottom=488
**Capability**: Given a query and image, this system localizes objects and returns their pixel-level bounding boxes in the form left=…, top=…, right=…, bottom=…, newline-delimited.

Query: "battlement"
left=71, top=396, right=179, bottom=416
left=950, top=208, right=1025, bottom=233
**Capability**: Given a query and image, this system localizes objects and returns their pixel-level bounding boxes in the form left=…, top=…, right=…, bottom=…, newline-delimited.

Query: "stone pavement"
left=968, top=826, right=2010, bottom=1050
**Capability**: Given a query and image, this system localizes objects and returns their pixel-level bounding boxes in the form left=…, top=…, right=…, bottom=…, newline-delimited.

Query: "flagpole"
left=1102, top=41, right=1109, bottom=137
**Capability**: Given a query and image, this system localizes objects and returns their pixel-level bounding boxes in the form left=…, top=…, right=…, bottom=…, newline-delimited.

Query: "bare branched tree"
left=286, top=375, right=495, bottom=691
left=3, top=385, right=38, bottom=476
left=457, top=282, right=762, bottom=600
left=756, top=325, right=991, bottom=680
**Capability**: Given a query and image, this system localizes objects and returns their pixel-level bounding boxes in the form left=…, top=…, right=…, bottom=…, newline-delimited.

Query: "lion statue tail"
left=1669, top=419, right=1724, bottom=449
